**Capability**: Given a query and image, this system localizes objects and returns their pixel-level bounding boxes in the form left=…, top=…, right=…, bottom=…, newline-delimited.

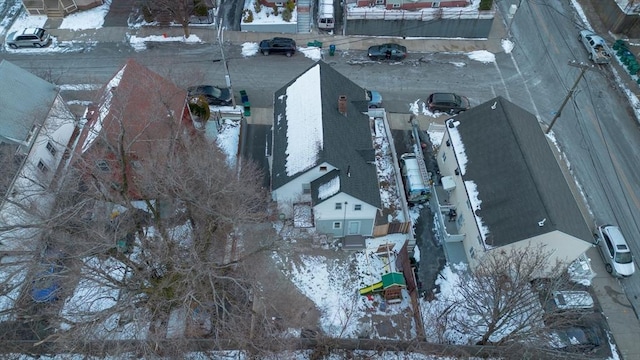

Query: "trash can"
left=329, top=44, right=336, bottom=56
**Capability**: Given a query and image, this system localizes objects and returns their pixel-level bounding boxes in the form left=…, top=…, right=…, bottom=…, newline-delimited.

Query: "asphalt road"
left=2, top=0, right=640, bottom=321
left=496, top=0, right=640, bottom=318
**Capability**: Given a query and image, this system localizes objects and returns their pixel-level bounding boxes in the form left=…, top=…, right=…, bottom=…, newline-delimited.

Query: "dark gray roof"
left=271, top=61, right=381, bottom=208
left=453, top=96, right=592, bottom=247
left=0, top=60, right=57, bottom=145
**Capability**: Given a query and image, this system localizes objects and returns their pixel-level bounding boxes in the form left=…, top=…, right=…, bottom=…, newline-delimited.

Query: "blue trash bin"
left=329, top=44, right=336, bottom=56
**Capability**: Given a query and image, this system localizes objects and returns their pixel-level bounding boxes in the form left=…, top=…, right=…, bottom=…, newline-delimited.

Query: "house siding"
left=497, top=232, right=592, bottom=275
left=14, top=95, right=76, bottom=196
left=272, top=162, right=337, bottom=216
left=313, top=192, right=376, bottom=237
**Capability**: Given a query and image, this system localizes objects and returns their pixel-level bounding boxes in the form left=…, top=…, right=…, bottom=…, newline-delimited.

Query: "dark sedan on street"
left=187, top=85, right=233, bottom=106
left=367, top=43, right=407, bottom=61
left=427, top=92, right=470, bottom=114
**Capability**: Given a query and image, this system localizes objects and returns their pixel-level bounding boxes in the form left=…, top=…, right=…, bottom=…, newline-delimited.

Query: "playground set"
left=358, top=243, right=407, bottom=304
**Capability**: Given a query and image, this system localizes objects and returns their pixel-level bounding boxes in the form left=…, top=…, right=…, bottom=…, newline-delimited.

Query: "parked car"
left=578, top=30, right=612, bottom=64
left=259, top=37, right=296, bottom=57
left=552, top=290, right=594, bottom=310
left=367, top=43, right=407, bottom=61
left=426, top=92, right=470, bottom=114
left=595, top=225, right=635, bottom=277
left=366, top=89, right=382, bottom=108
left=549, top=326, right=602, bottom=351
left=187, top=85, right=233, bottom=106
left=6, top=27, right=51, bottom=49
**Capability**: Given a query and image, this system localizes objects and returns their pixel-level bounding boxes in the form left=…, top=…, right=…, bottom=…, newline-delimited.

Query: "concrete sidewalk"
left=43, top=10, right=507, bottom=53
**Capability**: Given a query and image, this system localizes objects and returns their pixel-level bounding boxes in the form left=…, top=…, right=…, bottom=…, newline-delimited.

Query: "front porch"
left=23, top=0, right=102, bottom=17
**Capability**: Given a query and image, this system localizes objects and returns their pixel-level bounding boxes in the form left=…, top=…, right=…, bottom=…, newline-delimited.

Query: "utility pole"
left=216, top=25, right=236, bottom=108
left=545, top=60, right=595, bottom=134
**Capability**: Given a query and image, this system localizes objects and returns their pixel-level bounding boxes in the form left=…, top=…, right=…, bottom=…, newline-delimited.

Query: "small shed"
left=381, top=272, right=406, bottom=304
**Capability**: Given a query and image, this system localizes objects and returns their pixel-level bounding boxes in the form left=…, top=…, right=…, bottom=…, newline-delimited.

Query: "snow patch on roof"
left=82, top=64, right=126, bottom=153
left=447, top=120, right=468, bottom=175
left=465, top=180, right=490, bottom=242
left=285, top=64, right=323, bottom=176
left=318, top=175, right=340, bottom=200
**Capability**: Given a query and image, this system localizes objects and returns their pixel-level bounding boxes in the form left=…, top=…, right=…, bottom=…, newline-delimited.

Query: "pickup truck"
left=578, top=30, right=612, bottom=64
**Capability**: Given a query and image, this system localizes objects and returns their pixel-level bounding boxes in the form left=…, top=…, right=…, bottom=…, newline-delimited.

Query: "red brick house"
left=73, top=59, right=195, bottom=201
left=354, top=0, right=468, bottom=11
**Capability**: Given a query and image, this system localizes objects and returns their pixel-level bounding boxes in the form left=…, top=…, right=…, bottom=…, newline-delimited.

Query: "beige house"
left=22, top=0, right=102, bottom=18
left=432, top=96, right=592, bottom=273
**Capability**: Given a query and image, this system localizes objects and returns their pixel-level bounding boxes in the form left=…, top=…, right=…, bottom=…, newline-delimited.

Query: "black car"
left=367, top=43, right=407, bottom=61
left=426, top=92, right=470, bottom=114
left=259, top=37, right=296, bottom=57
left=187, top=85, right=233, bottom=106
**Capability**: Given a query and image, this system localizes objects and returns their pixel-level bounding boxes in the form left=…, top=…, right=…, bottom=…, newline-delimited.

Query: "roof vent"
left=338, top=95, right=347, bottom=115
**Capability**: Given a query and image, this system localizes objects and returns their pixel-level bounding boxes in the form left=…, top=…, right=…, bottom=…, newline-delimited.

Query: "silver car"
left=595, top=225, right=635, bottom=277
left=6, top=28, right=51, bottom=49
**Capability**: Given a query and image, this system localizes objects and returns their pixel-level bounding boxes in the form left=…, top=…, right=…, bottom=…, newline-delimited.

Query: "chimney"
left=338, top=95, right=347, bottom=115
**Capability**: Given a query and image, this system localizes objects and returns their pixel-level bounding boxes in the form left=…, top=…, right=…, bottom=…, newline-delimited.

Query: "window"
left=456, top=214, right=464, bottom=228
left=470, top=247, right=476, bottom=259
left=392, top=3, right=400, bottom=7
left=354, top=204, right=362, bottom=211
left=333, top=222, right=342, bottom=229
left=319, top=166, right=327, bottom=171
left=302, top=183, right=311, bottom=194
left=25, top=124, right=38, bottom=144
left=335, top=203, right=342, bottom=210
left=46, top=142, right=57, bottom=157
left=432, top=2, right=440, bottom=8
left=375, top=0, right=384, bottom=4
left=37, top=160, right=48, bottom=173
left=442, top=153, right=446, bottom=162
left=96, top=160, right=110, bottom=172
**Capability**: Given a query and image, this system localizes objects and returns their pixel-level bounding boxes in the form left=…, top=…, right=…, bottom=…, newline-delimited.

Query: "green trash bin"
left=329, top=44, right=336, bottom=56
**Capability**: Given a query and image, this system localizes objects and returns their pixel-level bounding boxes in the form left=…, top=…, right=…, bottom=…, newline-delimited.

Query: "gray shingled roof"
left=271, top=61, right=381, bottom=209
left=0, top=60, right=57, bottom=145
left=454, top=96, right=592, bottom=247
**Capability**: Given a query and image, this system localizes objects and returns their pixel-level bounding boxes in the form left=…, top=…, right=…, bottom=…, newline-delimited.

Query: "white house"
left=0, top=60, right=76, bottom=251
left=433, top=96, right=593, bottom=273
left=269, top=61, right=382, bottom=238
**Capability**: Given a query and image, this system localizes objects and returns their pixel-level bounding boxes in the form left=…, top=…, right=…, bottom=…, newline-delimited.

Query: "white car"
left=595, top=225, right=635, bottom=277
left=552, top=290, right=594, bottom=310
left=5, top=27, right=51, bottom=49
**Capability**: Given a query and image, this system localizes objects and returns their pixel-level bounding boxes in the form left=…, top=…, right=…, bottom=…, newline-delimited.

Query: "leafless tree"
left=427, top=244, right=593, bottom=352
left=0, top=62, right=294, bottom=357
left=142, top=0, right=211, bottom=38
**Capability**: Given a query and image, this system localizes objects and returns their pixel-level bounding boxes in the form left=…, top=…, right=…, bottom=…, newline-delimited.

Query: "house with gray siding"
left=433, top=96, right=593, bottom=273
left=269, top=61, right=382, bottom=238
left=0, top=60, right=76, bottom=251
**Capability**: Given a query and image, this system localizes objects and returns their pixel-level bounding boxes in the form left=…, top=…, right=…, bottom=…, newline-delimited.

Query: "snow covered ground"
left=0, top=0, right=630, bottom=358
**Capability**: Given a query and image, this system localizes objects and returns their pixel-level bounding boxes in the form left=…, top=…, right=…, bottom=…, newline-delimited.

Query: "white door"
left=347, top=221, right=360, bottom=235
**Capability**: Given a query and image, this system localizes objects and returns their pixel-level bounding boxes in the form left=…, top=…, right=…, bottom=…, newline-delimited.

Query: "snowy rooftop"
left=285, top=64, right=323, bottom=176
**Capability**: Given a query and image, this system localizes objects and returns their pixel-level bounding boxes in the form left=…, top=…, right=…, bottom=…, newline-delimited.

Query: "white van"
left=400, top=153, right=430, bottom=204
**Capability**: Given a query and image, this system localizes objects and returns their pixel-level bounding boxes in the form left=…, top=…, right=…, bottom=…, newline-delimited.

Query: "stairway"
left=296, top=0, right=311, bottom=33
